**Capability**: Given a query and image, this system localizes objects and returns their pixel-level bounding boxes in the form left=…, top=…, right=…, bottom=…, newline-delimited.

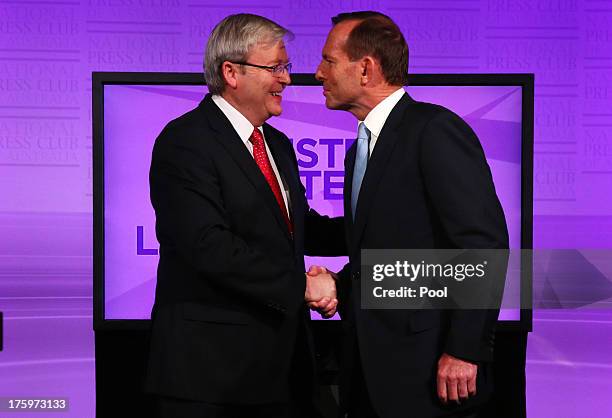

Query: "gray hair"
left=204, top=14, right=292, bottom=95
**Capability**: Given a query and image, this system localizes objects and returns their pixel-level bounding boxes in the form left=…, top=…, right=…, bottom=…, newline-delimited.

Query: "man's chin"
left=264, top=99, right=282, bottom=118
left=324, top=98, right=346, bottom=111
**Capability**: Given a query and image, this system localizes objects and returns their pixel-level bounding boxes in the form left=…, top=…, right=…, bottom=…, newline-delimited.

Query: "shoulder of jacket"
left=155, top=106, right=213, bottom=150
left=407, top=100, right=455, bottom=122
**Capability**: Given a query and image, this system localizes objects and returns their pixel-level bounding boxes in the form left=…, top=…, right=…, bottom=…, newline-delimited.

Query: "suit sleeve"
left=419, top=111, right=509, bottom=362
left=304, top=210, right=346, bottom=256
left=283, top=137, right=347, bottom=257
left=149, top=126, right=302, bottom=315
left=335, top=263, right=351, bottom=318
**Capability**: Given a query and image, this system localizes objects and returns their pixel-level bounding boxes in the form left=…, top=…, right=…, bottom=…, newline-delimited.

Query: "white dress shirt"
left=360, top=87, right=406, bottom=157
left=211, top=95, right=291, bottom=217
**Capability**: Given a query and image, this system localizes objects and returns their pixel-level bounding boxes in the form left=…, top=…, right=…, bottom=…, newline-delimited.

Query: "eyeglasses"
left=231, top=61, right=292, bottom=76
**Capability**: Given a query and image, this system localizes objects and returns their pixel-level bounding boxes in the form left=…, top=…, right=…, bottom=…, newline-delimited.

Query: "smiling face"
left=230, top=39, right=291, bottom=126
left=315, top=20, right=363, bottom=114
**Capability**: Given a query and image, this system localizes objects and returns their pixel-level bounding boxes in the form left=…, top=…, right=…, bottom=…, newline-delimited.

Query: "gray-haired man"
left=144, top=13, right=343, bottom=418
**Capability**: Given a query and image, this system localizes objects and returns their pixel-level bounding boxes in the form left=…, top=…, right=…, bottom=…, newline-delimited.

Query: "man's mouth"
left=270, top=92, right=282, bottom=97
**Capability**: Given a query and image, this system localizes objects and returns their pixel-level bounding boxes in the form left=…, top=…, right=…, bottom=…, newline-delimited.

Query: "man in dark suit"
left=144, top=14, right=343, bottom=418
left=311, top=11, right=509, bottom=418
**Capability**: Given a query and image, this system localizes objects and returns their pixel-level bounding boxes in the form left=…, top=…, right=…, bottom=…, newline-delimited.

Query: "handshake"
left=304, top=266, right=338, bottom=318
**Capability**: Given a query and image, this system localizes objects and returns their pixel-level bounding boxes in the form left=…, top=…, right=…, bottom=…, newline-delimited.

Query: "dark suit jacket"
left=338, top=93, right=509, bottom=418
left=144, top=94, right=344, bottom=405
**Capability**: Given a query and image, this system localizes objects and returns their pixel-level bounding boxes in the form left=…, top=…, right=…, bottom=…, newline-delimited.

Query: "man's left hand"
left=437, top=353, right=478, bottom=404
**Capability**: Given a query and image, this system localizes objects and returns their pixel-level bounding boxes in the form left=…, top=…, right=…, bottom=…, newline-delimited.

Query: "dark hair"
left=331, top=11, right=409, bottom=85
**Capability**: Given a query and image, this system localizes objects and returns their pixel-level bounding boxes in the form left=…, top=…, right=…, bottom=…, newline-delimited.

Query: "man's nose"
left=279, top=70, right=291, bottom=85
left=315, top=65, right=324, bottom=81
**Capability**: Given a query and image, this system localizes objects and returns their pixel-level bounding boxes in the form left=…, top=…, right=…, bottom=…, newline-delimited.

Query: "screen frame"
left=93, top=72, right=534, bottom=332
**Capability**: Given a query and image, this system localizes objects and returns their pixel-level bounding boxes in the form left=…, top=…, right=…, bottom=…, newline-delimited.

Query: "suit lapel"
left=343, top=141, right=357, bottom=247
left=351, top=93, right=415, bottom=250
left=263, top=123, right=299, bottom=242
left=199, top=95, right=292, bottom=241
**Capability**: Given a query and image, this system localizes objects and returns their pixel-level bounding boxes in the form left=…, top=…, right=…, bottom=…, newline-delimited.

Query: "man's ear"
left=221, top=61, right=238, bottom=90
left=360, top=56, right=376, bottom=85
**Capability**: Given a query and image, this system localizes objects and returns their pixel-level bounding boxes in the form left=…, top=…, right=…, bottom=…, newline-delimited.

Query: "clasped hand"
left=304, top=265, right=338, bottom=318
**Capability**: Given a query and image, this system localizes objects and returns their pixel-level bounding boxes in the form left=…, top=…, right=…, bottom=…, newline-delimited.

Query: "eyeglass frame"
left=230, top=61, right=292, bottom=76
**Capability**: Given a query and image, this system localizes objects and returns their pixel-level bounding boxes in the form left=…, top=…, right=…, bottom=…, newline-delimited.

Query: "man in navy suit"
left=311, top=11, right=509, bottom=418
left=145, top=14, right=343, bottom=418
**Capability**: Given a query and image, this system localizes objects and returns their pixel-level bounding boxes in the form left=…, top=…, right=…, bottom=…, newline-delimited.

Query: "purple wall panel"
left=1, top=0, right=611, bottom=416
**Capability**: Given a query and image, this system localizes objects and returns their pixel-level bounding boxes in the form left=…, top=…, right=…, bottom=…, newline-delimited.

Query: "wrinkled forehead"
left=247, top=38, right=287, bottom=60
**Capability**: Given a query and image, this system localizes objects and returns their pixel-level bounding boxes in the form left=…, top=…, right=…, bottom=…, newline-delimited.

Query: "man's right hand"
left=305, top=265, right=338, bottom=318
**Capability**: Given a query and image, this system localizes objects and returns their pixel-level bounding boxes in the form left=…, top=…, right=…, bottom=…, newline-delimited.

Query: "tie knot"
left=358, top=122, right=370, bottom=140
left=250, top=128, right=264, bottom=146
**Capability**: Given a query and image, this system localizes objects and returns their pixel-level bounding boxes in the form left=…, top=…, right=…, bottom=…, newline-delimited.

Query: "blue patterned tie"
left=351, top=122, right=371, bottom=220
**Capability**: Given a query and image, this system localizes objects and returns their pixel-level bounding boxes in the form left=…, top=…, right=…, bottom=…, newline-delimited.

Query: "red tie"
left=249, top=128, right=293, bottom=235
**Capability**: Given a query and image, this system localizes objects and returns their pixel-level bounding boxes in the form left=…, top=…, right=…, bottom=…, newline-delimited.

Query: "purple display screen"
left=103, top=83, right=523, bottom=320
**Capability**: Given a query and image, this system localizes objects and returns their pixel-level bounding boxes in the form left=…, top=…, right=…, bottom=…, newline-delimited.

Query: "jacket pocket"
left=407, top=311, right=440, bottom=334
left=182, top=302, right=250, bottom=325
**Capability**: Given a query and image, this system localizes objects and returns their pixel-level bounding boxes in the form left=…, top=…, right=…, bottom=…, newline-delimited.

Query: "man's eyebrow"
left=265, top=59, right=289, bottom=65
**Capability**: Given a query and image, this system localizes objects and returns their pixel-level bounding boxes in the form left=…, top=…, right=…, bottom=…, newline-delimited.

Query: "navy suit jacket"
left=144, top=94, right=344, bottom=404
left=338, top=93, right=509, bottom=418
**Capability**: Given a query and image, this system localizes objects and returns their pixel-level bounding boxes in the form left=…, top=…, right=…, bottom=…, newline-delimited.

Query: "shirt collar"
left=360, top=87, right=406, bottom=138
left=212, top=94, right=263, bottom=144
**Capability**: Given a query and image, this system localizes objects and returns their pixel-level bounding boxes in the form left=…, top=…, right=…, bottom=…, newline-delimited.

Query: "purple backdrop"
left=1, top=1, right=611, bottom=417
